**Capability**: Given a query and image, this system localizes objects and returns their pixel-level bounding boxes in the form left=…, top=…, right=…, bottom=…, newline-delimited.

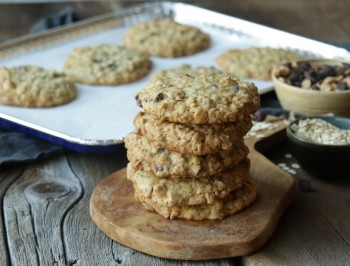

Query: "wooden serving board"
left=90, top=119, right=296, bottom=260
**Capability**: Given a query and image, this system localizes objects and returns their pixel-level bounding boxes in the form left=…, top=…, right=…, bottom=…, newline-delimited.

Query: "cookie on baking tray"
left=135, top=74, right=260, bottom=124
left=132, top=112, right=252, bottom=155
left=123, top=19, right=211, bottom=57
left=125, top=132, right=249, bottom=178
left=151, top=64, right=226, bottom=80
left=0, top=66, right=77, bottom=108
left=63, top=44, right=152, bottom=85
left=140, top=179, right=259, bottom=220
left=216, top=47, right=303, bottom=80
left=127, top=158, right=250, bottom=207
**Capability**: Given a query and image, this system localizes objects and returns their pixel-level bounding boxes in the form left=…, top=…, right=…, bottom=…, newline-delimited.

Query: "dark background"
left=1, top=0, right=349, bottom=46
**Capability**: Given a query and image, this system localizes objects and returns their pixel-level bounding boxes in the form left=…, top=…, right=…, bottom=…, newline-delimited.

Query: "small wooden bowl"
left=272, top=59, right=350, bottom=117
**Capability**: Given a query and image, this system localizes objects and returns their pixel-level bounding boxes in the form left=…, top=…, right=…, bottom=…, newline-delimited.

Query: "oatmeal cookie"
left=141, top=179, right=259, bottom=220
left=135, top=74, right=259, bottom=124
left=133, top=112, right=252, bottom=155
left=123, top=19, right=210, bottom=57
left=216, top=47, right=303, bottom=80
left=127, top=159, right=250, bottom=207
left=125, top=132, right=249, bottom=178
left=0, top=66, right=77, bottom=107
left=151, top=64, right=226, bottom=80
left=63, top=44, right=152, bottom=85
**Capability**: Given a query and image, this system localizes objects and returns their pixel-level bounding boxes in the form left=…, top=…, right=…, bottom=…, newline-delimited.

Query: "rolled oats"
left=291, top=118, right=350, bottom=145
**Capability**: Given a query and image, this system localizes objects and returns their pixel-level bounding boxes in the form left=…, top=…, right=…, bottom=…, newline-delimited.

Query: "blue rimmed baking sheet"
left=1, top=1, right=349, bottom=152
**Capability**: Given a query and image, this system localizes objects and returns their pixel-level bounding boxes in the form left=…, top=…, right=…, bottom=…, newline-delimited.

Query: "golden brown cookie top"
left=0, top=65, right=76, bottom=107
left=123, top=19, right=211, bottom=57
left=151, top=64, right=226, bottom=80
left=135, top=74, right=260, bottom=124
left=216, top=47, right=303, bottom=80
left=63, top=44, right=152, bottom=85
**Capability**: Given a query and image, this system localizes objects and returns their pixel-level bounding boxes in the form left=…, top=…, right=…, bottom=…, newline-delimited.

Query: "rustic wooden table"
left=1, top=1, right=350, bottom=265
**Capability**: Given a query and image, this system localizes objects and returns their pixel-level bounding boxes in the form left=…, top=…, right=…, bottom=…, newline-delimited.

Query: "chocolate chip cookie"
left=123, top=19, right=211, bottom=57
left=125, top=132, right=249, bottom=178
left=133, top=112, right=252, bottom=155
left=216, top=47, right=303, bottom=80
left=63, top=44, right=152, bottom=85
left=0, top=66, right=77, bottom=107
left=141, top=179, right=258, bottom=220
left=127, top=158, right=250, bottom=207
left=135, top=74, right=260, bottom=124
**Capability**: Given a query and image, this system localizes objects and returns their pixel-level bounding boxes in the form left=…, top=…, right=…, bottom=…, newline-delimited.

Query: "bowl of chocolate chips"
left=272, top=59, right=350, bottom=117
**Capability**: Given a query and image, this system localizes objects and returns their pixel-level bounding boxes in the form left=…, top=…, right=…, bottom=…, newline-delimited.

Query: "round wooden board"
left=90, top=123, right=296, bottom=260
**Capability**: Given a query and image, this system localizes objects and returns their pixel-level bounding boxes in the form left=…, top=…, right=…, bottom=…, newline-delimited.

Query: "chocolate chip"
left=253, top=110, right=267, bottom=122
left=293, top=66, right=305, bottom=76
left=319, top=65, right=337, bottom=77
left=154, top=93, right=164, bottom=102
left=107, top=63, right=118, bottom=70
left=92, top=59, right=102, bottom=64
left=311, top=84, right=319, bottom=90
left=288, top=73, right=303, bottom=83
left=298, top=61, right=312, bottom=71
left=231, top=85, right=240, bottom=93
left=337, top=82, right=349, bottom=91
left=283, top=62, right=292, bottom=68
left=154, top=164, right=164, bottom=172
left=305, top=70, right=317, bottom=83
left=158, top=148, right=165, bottom=153
left=135, top=95, right=143, bottom=107
left=336, top=66, right=345, bottom=76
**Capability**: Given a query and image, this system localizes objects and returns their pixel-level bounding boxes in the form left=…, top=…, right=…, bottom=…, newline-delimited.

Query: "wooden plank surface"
left=0, top=165, right=24, bottom=266
left=244, top=192, right=350, bottom=266
left=3, top=157, right=82, bottom=265
left=244, top=141, right=350, bottom=266
left=2, top=147, right=349, bottom=265
left=63, top=152, right=128, bottom=266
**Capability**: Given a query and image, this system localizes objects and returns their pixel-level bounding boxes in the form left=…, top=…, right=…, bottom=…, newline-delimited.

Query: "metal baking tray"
left=1, top=1, right=349, bottom=152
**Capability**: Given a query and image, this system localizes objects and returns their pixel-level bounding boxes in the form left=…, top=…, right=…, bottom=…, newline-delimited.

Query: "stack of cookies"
left=125, top=73, right=260, bottom=220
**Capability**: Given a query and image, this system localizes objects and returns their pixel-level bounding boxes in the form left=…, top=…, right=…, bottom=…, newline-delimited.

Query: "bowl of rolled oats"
left=272, top=59, right=350, bottom=117
left=287, top=116, right=350, bottom=178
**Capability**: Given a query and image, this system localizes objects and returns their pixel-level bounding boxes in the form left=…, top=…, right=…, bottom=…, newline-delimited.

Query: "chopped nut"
left=275, top=65, right=291, bottom=76
left=301, top=79, right=312, bottom=89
